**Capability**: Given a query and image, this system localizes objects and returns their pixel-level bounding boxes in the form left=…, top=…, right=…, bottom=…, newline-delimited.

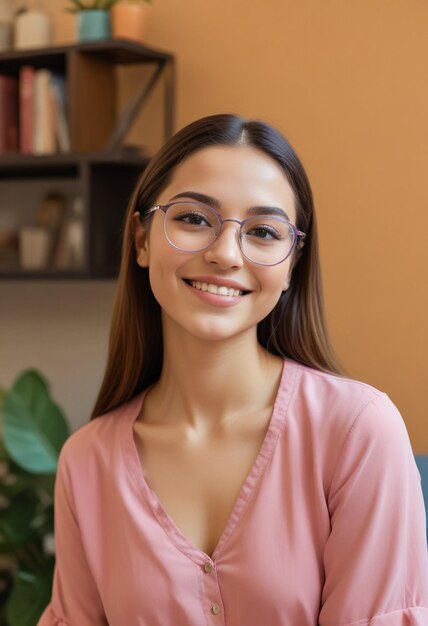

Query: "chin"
left=182, top=316, right=260, bottom=344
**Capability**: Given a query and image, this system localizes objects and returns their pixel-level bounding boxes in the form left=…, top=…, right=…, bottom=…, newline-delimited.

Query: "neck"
left=145, top=314, right=284, bottom=435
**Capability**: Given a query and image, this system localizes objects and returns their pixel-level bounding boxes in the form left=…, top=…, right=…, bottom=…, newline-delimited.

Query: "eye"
left=246, top=225, right=283, bottom=240
left=173, top=211, right=213, bottom=227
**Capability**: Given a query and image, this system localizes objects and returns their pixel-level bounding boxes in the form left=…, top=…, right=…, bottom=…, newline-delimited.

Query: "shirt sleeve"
left=37, top=444, right=108, bottom=626
left=319, top=393, right=428, bottom=626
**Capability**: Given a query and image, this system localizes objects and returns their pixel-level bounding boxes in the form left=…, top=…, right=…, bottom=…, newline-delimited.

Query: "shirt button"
left=204, top=561, right=213, bottom=573
left=211, top=604, right=221, bottom=615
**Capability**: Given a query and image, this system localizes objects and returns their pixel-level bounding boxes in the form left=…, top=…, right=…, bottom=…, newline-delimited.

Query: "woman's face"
left=133, top=145, right=299, bottom=343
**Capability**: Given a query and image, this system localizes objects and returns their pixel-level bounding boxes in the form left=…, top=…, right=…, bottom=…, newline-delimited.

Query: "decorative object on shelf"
left=14, top=7, right=53, bottom=50
left=36, top=192, right=67, bottom=266
left=0, top=0, right=15, bottom=52
left=66, top=0, right=118, bottom=42
left=0, top=369, right=71, bottom=625
left=18, top=226, right=51, bottom=269
left=111, top=0, right=152, bottom=43
left=51, top=196, right=85, bottom=270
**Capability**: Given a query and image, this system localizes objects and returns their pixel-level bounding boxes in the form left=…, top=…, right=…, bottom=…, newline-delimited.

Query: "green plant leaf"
left=6, top=558, right=55, bottom=626
left=67, top=0, right=87, bottom=9
left=2, top=370, right=70, bottom=474
left=0, top=490, right=39, bottom=550
left=1, top=469, right=56, bottom=503
left=0, top=473, right=28, bottom=500
left=65, top=0, right=121, bottom=8
left=0, top=386, right=6, bottom=410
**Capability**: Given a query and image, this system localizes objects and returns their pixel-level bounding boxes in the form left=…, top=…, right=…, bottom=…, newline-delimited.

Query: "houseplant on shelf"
left=66, top=0, right=119, bottom=42
left=0, top=369, right=71, bottom=626
left=111, top=0, right=152, bottom=43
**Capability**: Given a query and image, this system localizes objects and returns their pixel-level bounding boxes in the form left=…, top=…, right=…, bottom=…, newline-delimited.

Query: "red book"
left=0, top=74, right=18, bottom=154
left=19, top=65, right=35, bottom=154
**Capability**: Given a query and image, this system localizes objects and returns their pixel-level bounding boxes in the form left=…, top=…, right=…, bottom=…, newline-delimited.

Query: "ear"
left=282, top=241, right=305, bottom=292
left=132, top=211, right=150, bottom=268
left=290, top=240, right=305, bottom=271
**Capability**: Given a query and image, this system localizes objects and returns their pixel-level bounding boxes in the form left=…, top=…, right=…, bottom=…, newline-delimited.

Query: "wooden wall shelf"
left=0, top=40, right=175, bottom=280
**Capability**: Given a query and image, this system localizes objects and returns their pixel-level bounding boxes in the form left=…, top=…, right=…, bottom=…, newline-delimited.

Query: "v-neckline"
left=122, top=357, right=298, bottom=565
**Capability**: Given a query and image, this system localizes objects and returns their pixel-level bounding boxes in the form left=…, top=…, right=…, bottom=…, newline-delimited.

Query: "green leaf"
left=6, top=558, right=55, bottom=626
left=67, top=0, right=87, bottom=9
left=0, top=386, right=6, bottom=410
left=0, top=490, right=39, bottom=550
left=3, top=370, right=70, bottom=474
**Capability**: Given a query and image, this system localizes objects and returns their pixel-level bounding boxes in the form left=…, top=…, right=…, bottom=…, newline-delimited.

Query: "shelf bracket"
left=104, top=58, right=173, bottom=153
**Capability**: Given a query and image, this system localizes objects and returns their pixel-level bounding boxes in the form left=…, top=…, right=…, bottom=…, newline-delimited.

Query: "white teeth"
left=190, top=280, right=243, bottom=297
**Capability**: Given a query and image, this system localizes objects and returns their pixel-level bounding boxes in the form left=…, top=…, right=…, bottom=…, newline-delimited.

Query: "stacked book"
left=0, top=67, right=70, bottom=155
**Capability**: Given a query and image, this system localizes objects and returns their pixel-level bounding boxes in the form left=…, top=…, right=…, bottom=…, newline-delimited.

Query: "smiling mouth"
left=182, top=279, right=251, bottom=296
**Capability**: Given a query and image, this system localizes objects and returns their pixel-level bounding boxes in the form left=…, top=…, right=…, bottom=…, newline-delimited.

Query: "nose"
left=203, top=220, right=244, bottom=269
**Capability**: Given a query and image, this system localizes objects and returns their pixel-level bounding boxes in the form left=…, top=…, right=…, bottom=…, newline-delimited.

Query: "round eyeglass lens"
left=165, top=202, right=220, bottom=251
left=241, top=216, right=295, bottom=265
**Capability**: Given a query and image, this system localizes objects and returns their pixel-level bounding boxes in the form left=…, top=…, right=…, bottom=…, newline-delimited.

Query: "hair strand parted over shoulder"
left=90, top=113, right=347, bottom=420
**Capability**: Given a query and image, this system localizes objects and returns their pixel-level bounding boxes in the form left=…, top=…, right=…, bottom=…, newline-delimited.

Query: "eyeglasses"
left=143, top=201, right=306, bottom=266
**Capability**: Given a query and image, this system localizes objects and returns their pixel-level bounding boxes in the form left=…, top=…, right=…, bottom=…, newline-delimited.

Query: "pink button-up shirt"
left=37, top=357, right=428, bottom=625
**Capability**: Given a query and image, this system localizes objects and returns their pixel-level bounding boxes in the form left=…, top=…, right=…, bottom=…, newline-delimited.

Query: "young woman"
left=38, top=114, right=428, bottom=626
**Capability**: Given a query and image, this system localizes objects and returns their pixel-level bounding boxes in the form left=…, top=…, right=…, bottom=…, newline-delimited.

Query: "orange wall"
left=41, top=1, right=428, bottom=450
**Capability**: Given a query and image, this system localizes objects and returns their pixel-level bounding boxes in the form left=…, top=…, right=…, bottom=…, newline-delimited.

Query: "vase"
left=77, top=10, right=111, bottom=43
left=19, top=227, right=51, bottom=270
left=14, top=10, right=53, bottom=50
left=111, top=2, right=151, bottom=43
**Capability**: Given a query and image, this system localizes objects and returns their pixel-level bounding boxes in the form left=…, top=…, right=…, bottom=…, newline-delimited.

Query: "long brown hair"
left=90, top=114, right=346, bottom=420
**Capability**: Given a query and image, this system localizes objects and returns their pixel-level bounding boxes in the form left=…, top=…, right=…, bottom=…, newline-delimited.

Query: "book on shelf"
left=33, top=69, right=56, bottom=155
left=19, top=65, right=35, bottom=154
left=0, top=73, right=19, bottom=154
left=18, top=67, right=70, bottom=156
left=50, top=74, right=70, bottom=153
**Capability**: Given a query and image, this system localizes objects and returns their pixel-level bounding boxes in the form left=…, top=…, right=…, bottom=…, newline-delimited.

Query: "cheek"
left=257, top=262, right=291, bottom=294
left=146, top=245, right=190, bottom=306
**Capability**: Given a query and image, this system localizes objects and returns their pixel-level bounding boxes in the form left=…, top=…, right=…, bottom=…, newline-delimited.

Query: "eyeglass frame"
left=141, top=200, right=306, bottom=267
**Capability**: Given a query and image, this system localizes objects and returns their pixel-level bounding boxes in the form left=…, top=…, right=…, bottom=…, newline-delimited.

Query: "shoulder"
left=284, top=360, right=413, bottom=498
left=57, top=392, right=143, bottom=479
left=290, top=358, right=384, bottom=407
left=285, top=359, right=386, bottom=411
left=285, top=358, right=406, bottom=445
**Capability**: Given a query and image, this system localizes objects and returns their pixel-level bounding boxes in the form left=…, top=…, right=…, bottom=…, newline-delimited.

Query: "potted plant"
left=66, top=0, right=119, bottom=42
left=0, top=369, right=70, bottom=626
left=111, top=0, right=152, bottom=44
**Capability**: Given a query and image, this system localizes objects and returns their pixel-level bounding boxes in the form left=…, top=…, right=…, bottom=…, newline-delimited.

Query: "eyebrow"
left=168, top=191, right=291, bottom=221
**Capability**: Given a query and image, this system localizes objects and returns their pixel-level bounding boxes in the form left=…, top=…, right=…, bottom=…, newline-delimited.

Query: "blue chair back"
left=415, top=455, right=428, bottom=539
